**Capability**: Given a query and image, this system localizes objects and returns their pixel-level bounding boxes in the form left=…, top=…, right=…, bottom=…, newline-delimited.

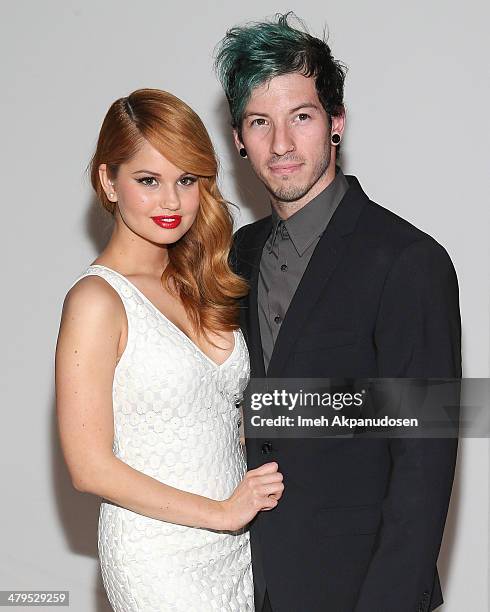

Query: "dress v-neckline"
left=89, top=264, right=238, bottom=370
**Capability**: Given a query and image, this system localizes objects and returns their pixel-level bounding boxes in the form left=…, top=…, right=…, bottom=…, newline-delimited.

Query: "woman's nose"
left=158, top=188, right=180, bottom=211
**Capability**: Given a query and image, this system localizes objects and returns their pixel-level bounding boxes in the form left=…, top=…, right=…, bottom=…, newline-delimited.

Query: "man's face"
left=235, top=72, right=344, bottom=207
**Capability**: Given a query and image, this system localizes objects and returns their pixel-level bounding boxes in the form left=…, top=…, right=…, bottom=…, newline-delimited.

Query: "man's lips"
left=269, top=163, right=303, bottom=175
left=151, top=215, right=182, bottom=229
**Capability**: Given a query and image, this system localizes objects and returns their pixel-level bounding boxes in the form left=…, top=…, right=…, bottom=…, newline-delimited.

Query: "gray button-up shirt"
left=258, top=167, right=349, bottom=372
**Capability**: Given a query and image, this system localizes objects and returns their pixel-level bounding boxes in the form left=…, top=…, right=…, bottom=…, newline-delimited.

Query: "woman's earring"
left=239, top=147, right=247, bottom=158
left=109, top=192, right=115, bottom=199
left=331, top=133, right=341, bottom=145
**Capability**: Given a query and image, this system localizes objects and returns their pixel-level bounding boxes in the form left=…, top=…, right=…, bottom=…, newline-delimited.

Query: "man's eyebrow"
left=243, top=110, right=271, bottom=119
left=244, top=103, right=320, bottom=118
left=289, top=103, right=320, bottom=113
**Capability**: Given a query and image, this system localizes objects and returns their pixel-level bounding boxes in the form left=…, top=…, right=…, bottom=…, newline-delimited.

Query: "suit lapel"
left=266, top=177, right=368, bottom=378
left=239, top=218, right=272, bottom=379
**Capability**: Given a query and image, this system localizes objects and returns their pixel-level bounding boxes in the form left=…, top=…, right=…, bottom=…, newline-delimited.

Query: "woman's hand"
left=220, top=462, right=284, bottom=531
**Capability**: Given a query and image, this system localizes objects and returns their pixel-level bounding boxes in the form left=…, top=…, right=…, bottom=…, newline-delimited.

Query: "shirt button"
left=280, top=264, right=288, bottom=271
left=262, top=441, right=273, bottom=454
left=274, top=315, right=282, bottom=324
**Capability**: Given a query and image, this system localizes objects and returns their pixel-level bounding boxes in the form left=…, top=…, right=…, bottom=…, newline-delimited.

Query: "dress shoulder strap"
left=66, top=264, right=134, bottom=302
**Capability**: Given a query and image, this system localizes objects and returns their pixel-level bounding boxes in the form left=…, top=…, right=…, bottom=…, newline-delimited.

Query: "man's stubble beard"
left=251, top=141, right=332, bottom=206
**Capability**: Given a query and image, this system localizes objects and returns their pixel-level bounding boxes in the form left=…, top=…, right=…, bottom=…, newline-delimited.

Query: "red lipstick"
left=151, top=215, right=182, bottom=229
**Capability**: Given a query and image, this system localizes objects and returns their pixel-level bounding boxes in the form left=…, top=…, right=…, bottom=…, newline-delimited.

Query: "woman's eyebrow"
left=132, top=169, right=161, bottom=176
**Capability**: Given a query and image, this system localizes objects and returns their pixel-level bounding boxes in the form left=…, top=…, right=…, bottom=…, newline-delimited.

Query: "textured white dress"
left=69, top=264, right=254, bottom=612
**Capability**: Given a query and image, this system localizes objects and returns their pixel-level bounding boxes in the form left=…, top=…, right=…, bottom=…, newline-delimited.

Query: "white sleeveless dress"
left=68, top=264, right=254, bottom=612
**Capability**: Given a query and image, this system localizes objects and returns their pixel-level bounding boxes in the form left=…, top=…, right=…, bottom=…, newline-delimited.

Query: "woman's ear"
left=98, top=164, right=117, bottom=201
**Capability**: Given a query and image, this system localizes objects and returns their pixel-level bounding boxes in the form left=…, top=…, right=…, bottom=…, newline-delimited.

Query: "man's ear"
left=232, top=128, right=244, bottom=154
left=331, top=110, right=346, bottom=140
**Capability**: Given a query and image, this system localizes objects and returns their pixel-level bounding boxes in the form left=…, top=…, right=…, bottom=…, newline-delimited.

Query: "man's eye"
left=251, top=118, right=267, bottom=126
left=178, top=176, right=197, bottom=187
left=137, top=176, right=158, bottom=187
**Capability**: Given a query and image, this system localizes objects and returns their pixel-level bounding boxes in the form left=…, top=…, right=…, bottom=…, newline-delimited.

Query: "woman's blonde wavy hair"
left=89, top=88, right=248, bottom=340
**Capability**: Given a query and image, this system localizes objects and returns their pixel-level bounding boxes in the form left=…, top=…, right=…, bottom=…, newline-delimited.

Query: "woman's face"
left=100, top=140, right=200, bottom=245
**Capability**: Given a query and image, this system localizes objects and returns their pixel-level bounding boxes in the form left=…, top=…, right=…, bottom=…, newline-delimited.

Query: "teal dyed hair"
left=214, top=12, right=347, bottom=133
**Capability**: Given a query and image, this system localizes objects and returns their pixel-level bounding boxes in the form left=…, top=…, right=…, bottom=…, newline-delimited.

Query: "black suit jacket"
left=230, top=176, right=461, bottom=612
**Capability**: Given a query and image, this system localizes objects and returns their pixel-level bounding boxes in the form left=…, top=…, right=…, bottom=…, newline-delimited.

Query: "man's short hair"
left=215, top=12, right=347, bottom=134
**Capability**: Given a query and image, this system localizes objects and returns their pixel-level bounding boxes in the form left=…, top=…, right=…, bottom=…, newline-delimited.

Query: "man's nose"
left=270, top=124, right=295, bottom=157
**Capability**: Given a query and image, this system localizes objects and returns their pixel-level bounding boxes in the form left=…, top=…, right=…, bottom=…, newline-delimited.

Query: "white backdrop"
left=1, top=1, right=489, bottom=610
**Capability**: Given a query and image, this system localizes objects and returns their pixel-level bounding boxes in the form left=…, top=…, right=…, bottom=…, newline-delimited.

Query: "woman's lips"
left=151, top=215, right=182, bottom=229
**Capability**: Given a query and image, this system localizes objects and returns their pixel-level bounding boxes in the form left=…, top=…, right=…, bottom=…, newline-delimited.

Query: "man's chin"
left=267, top=182, right=310, bottom=203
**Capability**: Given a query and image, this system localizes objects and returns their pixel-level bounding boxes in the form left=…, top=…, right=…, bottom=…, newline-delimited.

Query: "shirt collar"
left=268, top=166, right=349, bottom=256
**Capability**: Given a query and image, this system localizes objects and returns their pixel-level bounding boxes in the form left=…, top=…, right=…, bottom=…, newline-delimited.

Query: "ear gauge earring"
left=239, top=147, right=247, bottom=158
left=331, top=133, right=341, bottom=145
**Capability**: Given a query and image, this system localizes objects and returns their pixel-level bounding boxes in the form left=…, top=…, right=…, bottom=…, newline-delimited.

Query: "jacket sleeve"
left=354, top=238, right=461, bottom=612
left=229, top=226, right=246, bottom=276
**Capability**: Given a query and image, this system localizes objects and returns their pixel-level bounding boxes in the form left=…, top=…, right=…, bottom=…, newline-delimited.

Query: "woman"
left=55, top=88, right=284, bottom=611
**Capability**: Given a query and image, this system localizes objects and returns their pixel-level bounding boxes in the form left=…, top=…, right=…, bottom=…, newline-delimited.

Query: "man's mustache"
left=268, top=154, right=305, bottom=166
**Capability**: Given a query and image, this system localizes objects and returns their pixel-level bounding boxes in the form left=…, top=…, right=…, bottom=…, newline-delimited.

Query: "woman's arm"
left=55, top=276, right=283, bottom=532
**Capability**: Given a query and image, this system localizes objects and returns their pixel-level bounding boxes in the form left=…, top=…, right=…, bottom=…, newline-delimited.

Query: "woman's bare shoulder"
left=61, top=274, right=125, bottom=326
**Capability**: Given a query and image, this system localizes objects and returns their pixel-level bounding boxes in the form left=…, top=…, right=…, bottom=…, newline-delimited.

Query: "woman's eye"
left=297, top=113, right=310, bottom=121
left=137, top=176, right=158, bottom=187
left=178, top=176, right=197, bottom=187
left=251, top=118, right=267, bottom=127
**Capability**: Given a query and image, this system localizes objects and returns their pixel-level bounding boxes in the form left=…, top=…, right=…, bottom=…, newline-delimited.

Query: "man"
left=215, top=13, right=461, bottom=612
